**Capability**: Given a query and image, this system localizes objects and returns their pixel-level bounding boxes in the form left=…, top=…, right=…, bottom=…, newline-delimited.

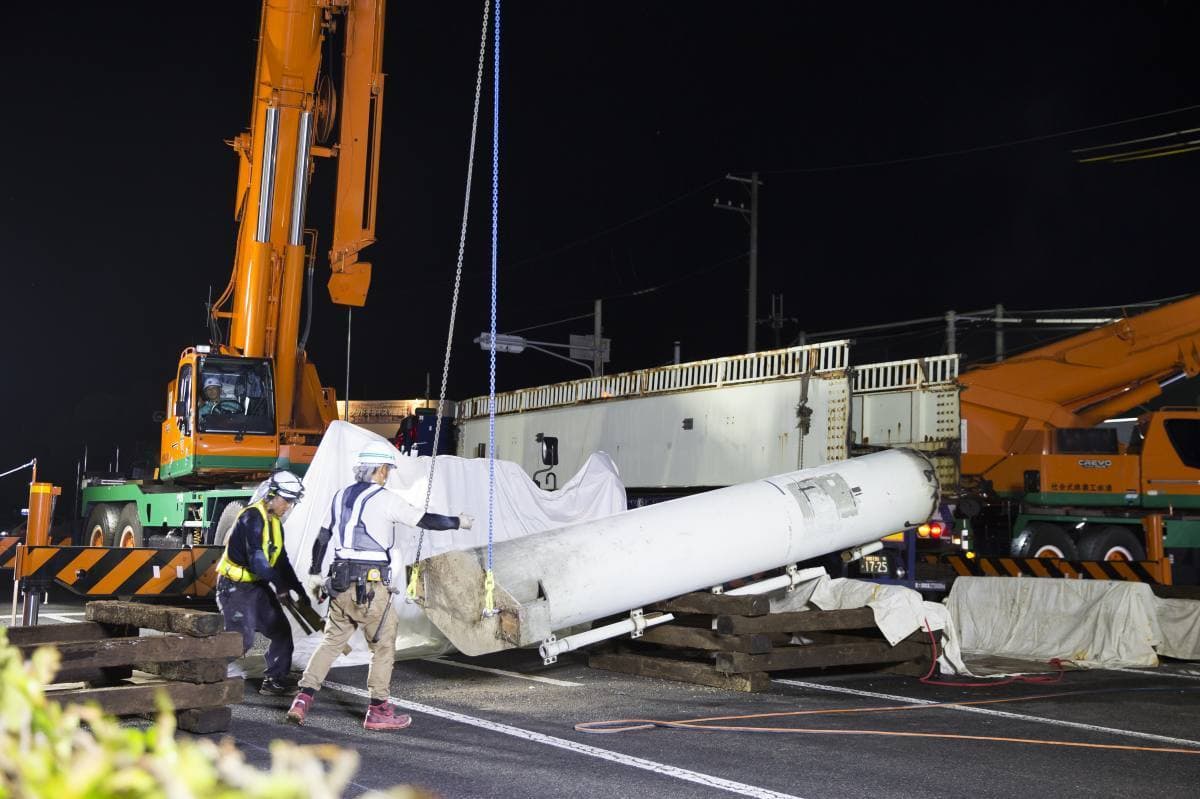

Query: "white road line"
left=774, top=679, right=1200, bottom=750
left=422, top=657, right=583, bottom=687
left=1110, top=667, right=1200, bottom=682
left=324, top=681, right=803, bottom=799
left=39, top=613, right=83, bottom=624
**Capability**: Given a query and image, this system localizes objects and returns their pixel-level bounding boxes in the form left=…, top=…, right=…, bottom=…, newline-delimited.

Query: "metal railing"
left=852, top=355, right=960, bottom=393
left=458, top=341, right=852, bottom=419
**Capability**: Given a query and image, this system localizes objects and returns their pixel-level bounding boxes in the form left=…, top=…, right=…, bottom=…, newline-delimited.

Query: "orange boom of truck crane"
left=161, top=0, right=386, bottom=482
left=954, top=293, right=1200, bottom=581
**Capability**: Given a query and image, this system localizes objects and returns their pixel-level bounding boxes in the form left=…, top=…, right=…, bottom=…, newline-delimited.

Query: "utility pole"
left=593, top=298, right=604, bottom=377
left=764, top=293, right=797, bottom=349
left=994, top=303, right=1005, bottom=362
left=945, top=309, right=957, bottom=355
left=714, top=171, right=762, bottom=353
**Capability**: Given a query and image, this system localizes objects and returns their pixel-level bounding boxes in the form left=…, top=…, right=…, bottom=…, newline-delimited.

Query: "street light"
left=474, top=332, right=599, bottom=376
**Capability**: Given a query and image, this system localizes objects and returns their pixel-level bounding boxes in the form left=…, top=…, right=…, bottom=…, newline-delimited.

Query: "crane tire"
left=1078, top=525, right=1146, bottom=562
left=1013, top=521, right=1078, bottom=560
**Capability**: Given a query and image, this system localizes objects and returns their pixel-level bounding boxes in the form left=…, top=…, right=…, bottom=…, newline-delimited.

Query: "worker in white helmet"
left=198, top=375, right=226, bottom=419
left=287, top=443, right=473, bottom=731
left=215, top=470, right=307, bottom=696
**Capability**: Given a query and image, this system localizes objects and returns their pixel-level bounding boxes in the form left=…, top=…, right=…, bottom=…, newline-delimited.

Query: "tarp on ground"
left=282, top=421, right=627, bottom=669
left=946, top=576, right=1200, bottom=669
left=771, top=574, right=969, bottom=675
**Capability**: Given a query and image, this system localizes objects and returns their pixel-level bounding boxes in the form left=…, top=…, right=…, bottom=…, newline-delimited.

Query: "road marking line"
left=422, top=657, right=583, bottom=687
left=323, top=681, right=803, bottom=799
left=39, top=613, right=84, bottom=624
left=1110, top=667, right=1200, bottom=681
left=774, top=679, right=1200, bottom=750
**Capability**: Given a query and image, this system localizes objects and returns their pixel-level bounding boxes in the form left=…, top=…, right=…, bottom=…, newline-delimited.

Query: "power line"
left=505, top=177, right=723, bottom=269
left=760, top=103, right=1200, bottom=175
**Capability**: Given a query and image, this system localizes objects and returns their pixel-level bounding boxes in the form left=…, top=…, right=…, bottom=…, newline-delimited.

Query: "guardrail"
left=852, top=355, right=960, bottom=393
left=459, top=341, right=851, bottom=419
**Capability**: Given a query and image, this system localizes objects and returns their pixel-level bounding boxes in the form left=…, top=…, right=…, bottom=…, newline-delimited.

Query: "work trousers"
left=215, top=576, right=294, bottom=680
left=298, top=584, right=399, bottom=700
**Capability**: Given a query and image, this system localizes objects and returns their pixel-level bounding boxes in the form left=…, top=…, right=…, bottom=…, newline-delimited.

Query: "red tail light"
left=917, top=521, right=945, bottom=539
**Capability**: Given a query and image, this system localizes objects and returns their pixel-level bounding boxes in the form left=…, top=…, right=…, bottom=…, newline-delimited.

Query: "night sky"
left=3, top=2, right=1200, bottom=518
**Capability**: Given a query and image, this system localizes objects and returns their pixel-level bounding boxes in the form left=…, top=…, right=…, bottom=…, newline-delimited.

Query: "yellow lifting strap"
left=405, top=561, right=423, bottom=602
left=482, top=568, right=497, bottom=618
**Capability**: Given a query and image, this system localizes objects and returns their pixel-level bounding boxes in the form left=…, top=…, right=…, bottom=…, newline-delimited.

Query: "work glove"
left=304, top=573, right=327, bottom=603
left=457, top=512, right=475, bottom=530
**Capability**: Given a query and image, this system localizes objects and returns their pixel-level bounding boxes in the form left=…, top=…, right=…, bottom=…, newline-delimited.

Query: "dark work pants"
left=216, top=576, right=294, bottom=680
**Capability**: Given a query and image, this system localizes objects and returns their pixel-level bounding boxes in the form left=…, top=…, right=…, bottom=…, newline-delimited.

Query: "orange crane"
left=78, top=0, right=387, bottom=552
left=954, top=293, right=1200, bottom=583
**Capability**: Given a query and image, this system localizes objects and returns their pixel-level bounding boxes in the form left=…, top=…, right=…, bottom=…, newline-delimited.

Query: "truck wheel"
left=214, top=500, right=246, bottom=547
left=84, top=504, right=121, bottom=547
left=1079, top=525, right=1146, bottom=562
left=1013, top=521, right=1078, bottom=559
left=114, top=503, right=145, bottom=548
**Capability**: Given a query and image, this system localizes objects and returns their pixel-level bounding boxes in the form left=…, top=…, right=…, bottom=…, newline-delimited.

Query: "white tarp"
left=947, top=576, right=1200, bottom=669
left=282, top=421, right=627, bottom=669
left=769, top=574, right=969, bottom=674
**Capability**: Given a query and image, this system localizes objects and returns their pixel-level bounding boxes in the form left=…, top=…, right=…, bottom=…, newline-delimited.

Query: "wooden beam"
left=715, top=639, right=928, bottom=673
left=175, top=707, right=233, bottom=734
left=589, top=652, right=768, bottom=692
left=638, top=626, right=772, bottom=654
left=4, top=622, right=134, bottom=647
left=651, top=592, right=770, bottom=617
left=16, top=632, right=242, bottom=671
left=85, top=601, right=225, bottom=637
left=137, top=659, right=229, bottom=684
left=715, top=607, right=877, bottom=635
left=44, top=678, right=244, bottom=717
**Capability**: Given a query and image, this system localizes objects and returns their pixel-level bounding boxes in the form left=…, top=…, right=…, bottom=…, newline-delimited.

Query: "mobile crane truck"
left=12, top=0, right=387, bottom=601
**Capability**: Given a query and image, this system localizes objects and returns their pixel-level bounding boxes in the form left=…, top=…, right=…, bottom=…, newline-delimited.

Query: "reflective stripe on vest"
left=216, top=501, right=283, bottom=582
left=332, top=483, right=391, bottom=562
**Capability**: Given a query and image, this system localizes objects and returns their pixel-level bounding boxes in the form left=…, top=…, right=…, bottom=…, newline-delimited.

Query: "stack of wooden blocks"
left=7, top=601, right=243, bottom=733
left=588, top=591, right=933, bottom=692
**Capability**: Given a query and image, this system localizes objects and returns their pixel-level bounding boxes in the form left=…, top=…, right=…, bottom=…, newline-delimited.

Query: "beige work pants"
left=298, top=585, right=399, bottom=700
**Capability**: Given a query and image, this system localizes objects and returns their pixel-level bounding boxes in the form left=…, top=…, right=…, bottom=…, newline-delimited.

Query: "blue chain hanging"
left=483, top=0, right=502, bottom=618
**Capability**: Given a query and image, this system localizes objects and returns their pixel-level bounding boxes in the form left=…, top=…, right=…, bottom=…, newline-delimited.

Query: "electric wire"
left=760, top=103, right=1200, bottom=175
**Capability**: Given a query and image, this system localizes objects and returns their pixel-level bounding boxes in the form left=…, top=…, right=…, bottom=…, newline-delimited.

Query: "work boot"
left=287, top=692, right=313, bottom=725
left=363, top=701, right=412, bottom=731
left=259, top=676, right=297, bottom=696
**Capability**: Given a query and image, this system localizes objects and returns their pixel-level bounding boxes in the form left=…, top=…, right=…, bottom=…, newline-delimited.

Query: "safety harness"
left=216, top=501, right=282, bottom=583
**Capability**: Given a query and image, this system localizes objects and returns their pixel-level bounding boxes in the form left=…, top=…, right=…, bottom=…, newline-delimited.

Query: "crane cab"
left=160, top=347, right=280, bottom=480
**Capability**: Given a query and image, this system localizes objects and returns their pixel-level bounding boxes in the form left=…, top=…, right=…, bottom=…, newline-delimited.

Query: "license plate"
left=860, top=553, right=891, bottom=575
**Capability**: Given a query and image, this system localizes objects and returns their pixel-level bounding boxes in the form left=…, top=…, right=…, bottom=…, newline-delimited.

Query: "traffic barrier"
left=18, top=545, right=223, bottom=597
left=927, top=554, right=1169, bottom=584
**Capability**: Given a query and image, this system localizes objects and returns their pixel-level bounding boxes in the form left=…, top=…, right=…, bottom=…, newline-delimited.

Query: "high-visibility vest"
left=216, top=501, right=283, bottom=582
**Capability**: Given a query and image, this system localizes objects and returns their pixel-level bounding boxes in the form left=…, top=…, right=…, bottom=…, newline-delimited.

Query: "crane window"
left=1163, top=419, right=1200, bottom=469
left=196, top=358, right=275, bottom=436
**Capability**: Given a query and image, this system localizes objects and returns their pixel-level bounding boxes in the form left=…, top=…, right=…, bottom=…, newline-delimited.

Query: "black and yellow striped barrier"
left=19, top=545, right=223, bottom=598
left=0, top=536, right=19, bottom=570
left=924, top=554, right=1169, bottom=584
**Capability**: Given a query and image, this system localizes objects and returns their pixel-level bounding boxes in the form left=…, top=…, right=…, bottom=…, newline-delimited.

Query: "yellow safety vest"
left=216, top=501, right=283, bottom=583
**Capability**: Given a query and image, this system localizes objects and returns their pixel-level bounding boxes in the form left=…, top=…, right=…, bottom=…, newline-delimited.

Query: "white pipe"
left=539, top=612, right=675, bottom=664
left=422, top=448, right=939, bottom=656
left=841, top=540, right=885, bottom=563
left=724, top=565, right=827, bottom=596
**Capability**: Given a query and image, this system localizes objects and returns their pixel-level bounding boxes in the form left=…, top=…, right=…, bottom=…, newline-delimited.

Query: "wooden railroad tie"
left=589, top=591, right=932, bottom=692
left=6, top=601, right=243, bottom=733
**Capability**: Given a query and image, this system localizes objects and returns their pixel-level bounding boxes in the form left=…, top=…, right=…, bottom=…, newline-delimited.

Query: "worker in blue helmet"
left=215, top=470, right=307, bottom=696
left=287, top=443, right=473, bottom=731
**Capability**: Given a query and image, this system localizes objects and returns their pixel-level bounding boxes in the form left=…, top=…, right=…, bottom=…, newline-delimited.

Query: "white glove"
left=304, top=573, right=326, bottom=600
left=457, top=512, right=474, bottom=530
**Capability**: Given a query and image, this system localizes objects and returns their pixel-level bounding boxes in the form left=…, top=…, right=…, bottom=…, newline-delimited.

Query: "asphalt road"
left=5, top=597, right=1200, bottom=798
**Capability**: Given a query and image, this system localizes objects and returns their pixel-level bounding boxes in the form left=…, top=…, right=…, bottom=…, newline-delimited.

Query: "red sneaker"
left=286, top=692, right=313, bottom=725
left=363, top=701, right=412, bottom=731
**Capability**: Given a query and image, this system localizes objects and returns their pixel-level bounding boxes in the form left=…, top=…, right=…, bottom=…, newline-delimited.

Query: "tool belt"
left=328, top=559, right=391, bottom=604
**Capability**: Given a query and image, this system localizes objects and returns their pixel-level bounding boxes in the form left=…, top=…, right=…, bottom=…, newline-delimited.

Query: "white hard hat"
left=356, top=445, right=397, bottom=468
left=267, top=470, right=305, bottom=502
left=203, top=376, right=222, bottom=389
